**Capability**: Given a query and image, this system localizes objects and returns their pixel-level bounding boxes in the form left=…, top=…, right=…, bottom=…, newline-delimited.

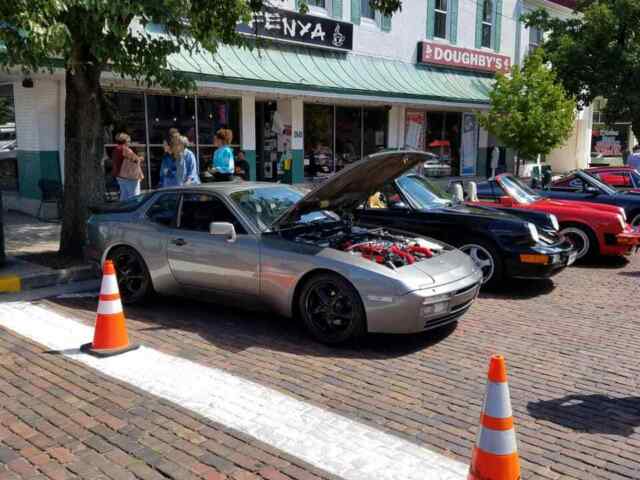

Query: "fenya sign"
left=237, top=7, right=353, bottom=51
left=418, top=41, right=511, bottom=74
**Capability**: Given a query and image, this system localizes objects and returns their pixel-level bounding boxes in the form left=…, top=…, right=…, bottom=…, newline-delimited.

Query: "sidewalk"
left=1, top=212, right=97, bottom=293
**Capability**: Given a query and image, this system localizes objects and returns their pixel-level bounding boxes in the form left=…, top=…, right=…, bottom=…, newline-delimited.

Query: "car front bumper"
left=365, top=271, right=483, bottom=334
left=504, top=241, right=576, bottom=280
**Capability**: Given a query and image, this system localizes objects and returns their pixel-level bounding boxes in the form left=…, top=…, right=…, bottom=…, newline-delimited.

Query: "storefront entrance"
left=255, top=101, right=279, bottom=182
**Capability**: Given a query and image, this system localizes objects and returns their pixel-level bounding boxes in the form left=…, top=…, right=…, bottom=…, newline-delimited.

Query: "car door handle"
left=172, top=238, right=187, bottom=246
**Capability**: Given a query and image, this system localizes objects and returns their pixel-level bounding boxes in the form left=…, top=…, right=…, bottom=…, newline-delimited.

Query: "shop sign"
left=405, top=111, right=426, bottom=150
left=417, top=41, right=511, bottom=74
left=592, top=128, right=628, bottom=157
left=237, top=6, right=353, bottom=51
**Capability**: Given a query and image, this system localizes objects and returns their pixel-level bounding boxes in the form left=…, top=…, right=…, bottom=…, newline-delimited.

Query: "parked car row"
left=85, top=151, right=640, bottom=345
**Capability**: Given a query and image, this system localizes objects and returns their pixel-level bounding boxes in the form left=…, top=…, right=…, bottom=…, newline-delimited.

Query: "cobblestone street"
left=1, top=255, right=640, bottom=480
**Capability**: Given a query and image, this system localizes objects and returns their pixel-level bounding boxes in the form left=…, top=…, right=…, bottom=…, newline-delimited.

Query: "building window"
left=304, top=104, right=388, bottom=180
left=361, top=0, right=376, bottom=20
left=434, top=0, right=448, bottom=39
left=481, top=0, right=493, bottom=48
left=308, top=0, right=326, bottom=6
left=529, top=27, right=543, bottom=55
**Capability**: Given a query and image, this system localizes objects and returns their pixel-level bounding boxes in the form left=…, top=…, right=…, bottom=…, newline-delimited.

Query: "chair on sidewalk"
left=37, top=179, right=63, bottom=220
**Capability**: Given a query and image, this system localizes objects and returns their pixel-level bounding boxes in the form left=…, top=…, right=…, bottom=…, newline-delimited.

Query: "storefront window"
left=304, top=104, right=388, bottom=180
left=0, top=84, right=17, bottom=191
left=422, top=111, right=462, bottom=177
left=335, top=107, right=361, bottom=172
left=361, top=0, right=376, bottom=19
left=103, top=91, right=240, bottom=192
left=197, top=97, right=240, bottom=172
left=304, top=104, right=334, bottom=179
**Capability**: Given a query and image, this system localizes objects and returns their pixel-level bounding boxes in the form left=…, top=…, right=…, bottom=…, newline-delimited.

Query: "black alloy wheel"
left=299, top=273, right=366, bottom=345
left=107, top=246, right=152, bottom=304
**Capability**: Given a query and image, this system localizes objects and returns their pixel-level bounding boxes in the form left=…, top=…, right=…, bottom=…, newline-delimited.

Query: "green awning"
left=168, top=43, right=493, bottom=105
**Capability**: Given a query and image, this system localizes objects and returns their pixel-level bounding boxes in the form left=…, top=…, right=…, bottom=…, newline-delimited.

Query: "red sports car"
left=473, top=174, right=640, bottom=260
left=555, top=166, right=640, bottom=193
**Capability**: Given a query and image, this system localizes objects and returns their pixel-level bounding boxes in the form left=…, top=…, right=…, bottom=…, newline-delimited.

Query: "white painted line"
left=0, top=302, right=467, bottom=480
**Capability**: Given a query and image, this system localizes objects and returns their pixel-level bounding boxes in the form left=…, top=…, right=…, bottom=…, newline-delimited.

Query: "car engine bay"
left=289, top=221, right=445, bottom=269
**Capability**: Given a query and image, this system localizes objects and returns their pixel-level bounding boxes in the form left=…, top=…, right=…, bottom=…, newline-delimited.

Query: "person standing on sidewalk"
left=113, top=133, right=144, bottom=201
left=169, top=135, right=200, bottom=185
left=210, top=129, right=235, bottom=181
left=628, top=144, right=640, bottom=171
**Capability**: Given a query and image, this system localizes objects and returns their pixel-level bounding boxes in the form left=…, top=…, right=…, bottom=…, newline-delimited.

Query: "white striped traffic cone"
left=80, top=260, right=139, bottom=357
left=468, top=355, right=520, bottom=480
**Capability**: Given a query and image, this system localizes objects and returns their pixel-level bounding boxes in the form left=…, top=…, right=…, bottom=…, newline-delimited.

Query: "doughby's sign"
left=418, top=41, right=511, bottom=74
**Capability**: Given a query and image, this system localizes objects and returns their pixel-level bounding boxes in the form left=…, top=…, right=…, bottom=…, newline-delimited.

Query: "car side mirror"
left=209, top=222, right=237, bottom=242
left=585, top=186, right=599, bottom=195
left=390, top=201, right=409, bottom=210
left=498, top=196, right=515, bottom=207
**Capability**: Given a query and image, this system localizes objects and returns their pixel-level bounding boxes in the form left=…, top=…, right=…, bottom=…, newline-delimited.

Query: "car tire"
left=630, top=212, right=640, bottom=228
left=298, top=273, right=366, bottom=345
left=457, top=239, right=503, bottom=288
left=559, top=223, right=597, bottom=261
left=107, top=246, right=153, bottom=305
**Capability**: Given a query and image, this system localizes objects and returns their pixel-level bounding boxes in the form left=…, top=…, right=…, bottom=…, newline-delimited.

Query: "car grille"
left=424, top=306, right=470, bottom=330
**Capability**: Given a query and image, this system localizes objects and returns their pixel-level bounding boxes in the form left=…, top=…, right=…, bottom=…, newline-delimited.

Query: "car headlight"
left=421, top=293, right=451, bottom=318
left=618, top=214, right=626, bottom=230
left=527, top=222, right=540, bottom=243
left=548, top=214, right=560, bottom=231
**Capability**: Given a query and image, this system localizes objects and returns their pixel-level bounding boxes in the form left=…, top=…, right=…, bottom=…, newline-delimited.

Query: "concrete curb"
left=0, top=264, right=100, bottom=294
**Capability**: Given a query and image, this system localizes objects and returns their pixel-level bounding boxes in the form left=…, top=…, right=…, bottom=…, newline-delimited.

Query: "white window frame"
left=528, top=26, right=543, bottom=55
left=481, top=0, right=493, bottom=49
left=433, top=0, right=448, bottom=40
left=307, top=0, right=331, bottom=16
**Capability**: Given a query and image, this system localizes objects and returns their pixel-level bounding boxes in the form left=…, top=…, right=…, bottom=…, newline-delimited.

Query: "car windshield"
left=230, top=186, right=336, bottom=231
left=579, top=171, right=618, bottom=195
left=396, top=175, right=451, bottom=209
left=498, top=175, right=540, bottom=204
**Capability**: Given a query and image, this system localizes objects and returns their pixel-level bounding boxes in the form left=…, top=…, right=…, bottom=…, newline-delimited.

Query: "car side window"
left=568, top=177, right=584, bottom=190
left=147, top=193, right=178, bottom=227
left=179, top=193, right=247, bottom=234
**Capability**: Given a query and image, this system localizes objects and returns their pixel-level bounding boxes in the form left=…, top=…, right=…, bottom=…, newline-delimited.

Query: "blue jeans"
left=117, top=177, right=140, bottom=202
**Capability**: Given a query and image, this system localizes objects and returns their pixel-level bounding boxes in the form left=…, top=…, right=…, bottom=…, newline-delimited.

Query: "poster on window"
left=405, top=111, right=425, bottom=150
left=461, top=113, right=478, bottom=176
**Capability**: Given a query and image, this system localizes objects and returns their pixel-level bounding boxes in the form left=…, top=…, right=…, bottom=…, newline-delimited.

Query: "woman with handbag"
left=114, top=133, right=144, bottom=201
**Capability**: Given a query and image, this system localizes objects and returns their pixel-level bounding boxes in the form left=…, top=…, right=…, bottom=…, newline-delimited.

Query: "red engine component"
left=343, top=241, right=433, bottom=267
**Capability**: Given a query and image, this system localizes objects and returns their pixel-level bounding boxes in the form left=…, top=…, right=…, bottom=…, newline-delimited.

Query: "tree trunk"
left=59, top=66, right=106, bottom=257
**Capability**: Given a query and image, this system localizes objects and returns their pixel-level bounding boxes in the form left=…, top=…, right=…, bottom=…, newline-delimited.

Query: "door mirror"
left=390, top=201, right=409, bottom=210
left=585, top=185, right=599, bottom=195
left=498, top=195, right=515, bottom=207
left=209, top=222, right=237, bottom=242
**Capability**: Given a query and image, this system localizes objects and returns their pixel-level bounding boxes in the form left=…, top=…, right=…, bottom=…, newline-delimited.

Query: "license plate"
left=567, top=251, right=577, bottom=266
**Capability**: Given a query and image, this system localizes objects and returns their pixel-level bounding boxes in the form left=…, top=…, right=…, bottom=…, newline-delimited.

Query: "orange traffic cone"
left=468, top=355, right=521, bottom=480
left=80, top=260, right=139, bottom=357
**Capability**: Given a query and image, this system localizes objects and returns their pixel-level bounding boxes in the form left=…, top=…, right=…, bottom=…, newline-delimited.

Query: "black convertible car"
left=541, top=170, right=640, bottom=227
left=355, top=174, right=575, bottom=287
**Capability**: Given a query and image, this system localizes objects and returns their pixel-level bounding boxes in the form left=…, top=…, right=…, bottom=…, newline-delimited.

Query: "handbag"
left=119, top=149, right=144, bottom=181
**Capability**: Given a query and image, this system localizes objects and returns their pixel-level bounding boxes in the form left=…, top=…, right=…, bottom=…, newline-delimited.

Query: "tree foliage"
left=523, top=0, right=640, bottom=139
left=0, top=0, right=402, bottom=256
left=478, top=49, right=576, bottom=167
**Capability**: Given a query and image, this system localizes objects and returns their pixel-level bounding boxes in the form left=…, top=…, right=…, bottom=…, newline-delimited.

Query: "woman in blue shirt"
left=211, top=129, right=235, bottom=181
left=159, top=135, right=200, bottom=187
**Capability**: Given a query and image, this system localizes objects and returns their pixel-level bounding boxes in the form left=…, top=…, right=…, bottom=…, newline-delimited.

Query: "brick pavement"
left=13, top=255, right=640, bottom=479
left=0, top=328, right=342, bottom=480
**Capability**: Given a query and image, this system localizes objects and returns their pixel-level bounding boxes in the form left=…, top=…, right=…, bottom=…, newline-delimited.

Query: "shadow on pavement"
left=618, top=270, right=640, bottom=278
left=574, top=256, right=630, bottom=269
left=479, top=278, right=555, bottom=300
left=528, top=394, right=640, bottom=437
left=49, top=295, right=458, bottom=360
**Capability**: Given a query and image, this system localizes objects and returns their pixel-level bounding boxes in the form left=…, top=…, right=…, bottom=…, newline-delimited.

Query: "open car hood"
left=272, top=150, right=431, bottom=228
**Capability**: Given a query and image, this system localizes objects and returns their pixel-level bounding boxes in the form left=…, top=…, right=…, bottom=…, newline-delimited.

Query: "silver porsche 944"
left=86, top=150, right=482, bottom=344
